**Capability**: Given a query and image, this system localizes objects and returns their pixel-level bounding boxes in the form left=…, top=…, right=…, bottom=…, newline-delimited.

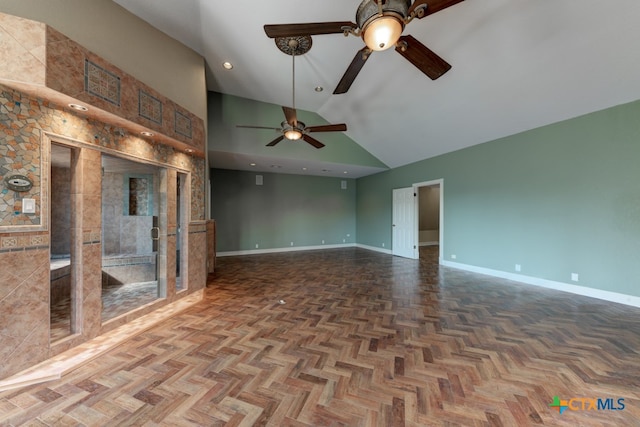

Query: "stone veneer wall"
left=0, top=85, right=207, bottom=380
left=0, top=87, right=206, bottom=227
left=0, top=96, right=43, bottom=227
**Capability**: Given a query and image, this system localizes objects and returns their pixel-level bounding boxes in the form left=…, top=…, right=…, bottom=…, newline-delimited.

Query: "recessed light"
left=314, top=86, right=323, bottom=92
left=302, top=167, right=307, bottom=171
left=140, top=131, right=154, bottom=137
left=68, top=103, right=88, bottom=111
left=250, top=163, right=256, bottom=166
left=223, top=61, right=233, bottom=70
left=343, top=171, right=348, bottom=174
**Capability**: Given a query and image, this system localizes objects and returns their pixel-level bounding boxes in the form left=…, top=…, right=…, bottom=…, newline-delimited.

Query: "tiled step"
left=0, top=290, right=202, bottom=392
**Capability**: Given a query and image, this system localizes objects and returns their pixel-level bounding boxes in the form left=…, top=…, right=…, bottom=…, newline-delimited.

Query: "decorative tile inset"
left=30, top=235, right=44, bottom=246
left=85, top=59, right=121, bottom=106
left=138, top=90, right=162, bottom=125
left=175, top=111, right=192, bottom=139
left=1, top=236, right=18, bottom=249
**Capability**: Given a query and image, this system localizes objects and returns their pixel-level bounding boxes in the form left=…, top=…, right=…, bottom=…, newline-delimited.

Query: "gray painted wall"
left=211, top=169, right=356, bottom=252
left=357, top=98, right=640, bottom=298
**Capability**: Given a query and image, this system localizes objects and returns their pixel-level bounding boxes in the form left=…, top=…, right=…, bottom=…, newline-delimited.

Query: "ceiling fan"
left=236, top=36, right=347, bottom=149
left=264, top=0, right=463, bottom=94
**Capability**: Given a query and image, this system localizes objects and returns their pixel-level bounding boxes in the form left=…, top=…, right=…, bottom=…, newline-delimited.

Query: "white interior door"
left=392, top=187, right=417, bottom=259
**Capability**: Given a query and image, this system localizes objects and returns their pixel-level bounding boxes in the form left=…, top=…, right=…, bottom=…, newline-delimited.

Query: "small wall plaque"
left=4, top=175, right=33, bottom=192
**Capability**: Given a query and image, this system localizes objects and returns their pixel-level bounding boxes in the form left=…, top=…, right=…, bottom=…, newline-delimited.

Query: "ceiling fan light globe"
left=284, top=129, right=303, bottom=140
left=362, top=15, right=404, bottom=51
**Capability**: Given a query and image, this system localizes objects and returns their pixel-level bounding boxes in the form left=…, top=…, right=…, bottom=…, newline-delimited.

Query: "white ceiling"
left=113, top=0, right=640, bottom=175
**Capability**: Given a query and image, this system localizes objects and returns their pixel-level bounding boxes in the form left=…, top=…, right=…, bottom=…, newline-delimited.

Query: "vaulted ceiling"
left=114, top=0, right=640, bottom=177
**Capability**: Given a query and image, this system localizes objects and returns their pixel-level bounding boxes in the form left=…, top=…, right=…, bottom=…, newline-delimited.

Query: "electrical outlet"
left=290, top=242, right=294, bottom=246
left=515, top=264, right=521, bottom=272
left=451, top=254, right=456, bottom=259
left=343, top=239, right=346, bottom=243
left=255, top=244, right=259, bottom=249
left=571, top=273, right=579, bottom=282
left=322, top=240, right=325, bottom=244
left=382, top=243, right=385, bottom=247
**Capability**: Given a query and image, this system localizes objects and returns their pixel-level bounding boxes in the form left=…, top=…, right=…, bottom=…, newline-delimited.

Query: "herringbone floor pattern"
left=2, top=247, right=639, bottom=426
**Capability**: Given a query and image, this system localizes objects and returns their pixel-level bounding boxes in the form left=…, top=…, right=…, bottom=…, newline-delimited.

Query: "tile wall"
left=0, top=86, right=206, bottom=379
left=0, top=11, right=208, bottom=380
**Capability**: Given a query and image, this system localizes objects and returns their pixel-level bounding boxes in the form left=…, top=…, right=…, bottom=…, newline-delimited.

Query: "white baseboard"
left=217, top=243, right=356, bottom=257
left=419, top=241, right=439, bottom=247
left=355, top=244, right=392, bottom=255
left=218, top=243, right=393, bottom=257
left=441, top=260, right=640, bottom=308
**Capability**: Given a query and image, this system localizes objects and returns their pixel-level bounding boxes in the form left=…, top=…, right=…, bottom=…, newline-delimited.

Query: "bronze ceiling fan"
left=236, top=36, right=347, bottom=149
left=264, top=0, right=464, bottom=94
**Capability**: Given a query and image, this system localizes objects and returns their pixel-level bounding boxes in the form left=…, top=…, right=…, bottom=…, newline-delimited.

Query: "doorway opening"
left=49, top=143, right=77, bottom=341
left=176, top=171, right=188, bottom=291
left=101, top=154, right=165, bottom=321
left=391, top=179, right=443, bottom=261
left=414, top=179, right=443, bottom=263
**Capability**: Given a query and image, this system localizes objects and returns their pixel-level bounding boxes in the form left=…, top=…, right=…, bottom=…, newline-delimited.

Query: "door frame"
left=413, top=179, right=444, bottom=263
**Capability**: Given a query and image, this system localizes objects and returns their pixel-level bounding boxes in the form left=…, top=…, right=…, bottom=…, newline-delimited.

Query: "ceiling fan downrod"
left=290, top=39, right=297, bottom=110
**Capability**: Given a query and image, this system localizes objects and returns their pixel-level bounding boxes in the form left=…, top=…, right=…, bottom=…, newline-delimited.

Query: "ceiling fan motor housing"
left=356, top=0, right=411, bottom=28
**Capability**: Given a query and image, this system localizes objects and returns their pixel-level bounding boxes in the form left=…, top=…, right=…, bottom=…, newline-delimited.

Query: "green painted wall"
left=357, top=99, right=640, bottom=297
left=211, top=169, right=356, bottom=252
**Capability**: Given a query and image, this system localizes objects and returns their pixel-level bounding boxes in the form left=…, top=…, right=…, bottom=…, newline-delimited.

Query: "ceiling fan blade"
left=237, top=125, right=282, bottom=131
left=333, top=47, right=372, bottom=94
left=417, top=0, right=465, bottom=18
left=282, top=106, right=298, bottom=126
left=395, top=35, right=451, bottom=80
left=302, top=134, right=325, bottom=149
left=306, top=124, right=347, bottom=133
left=264, top=22, right=357, bottom=38
left=266, top=135, right=285, bottom=147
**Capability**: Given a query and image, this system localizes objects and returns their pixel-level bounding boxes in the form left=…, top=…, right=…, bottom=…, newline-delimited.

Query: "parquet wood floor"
left=2, top=247, right=640, bottom=426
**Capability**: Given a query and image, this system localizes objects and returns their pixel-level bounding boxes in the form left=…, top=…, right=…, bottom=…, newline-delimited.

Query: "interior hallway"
left=2, top=247, right=639, bottom=426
